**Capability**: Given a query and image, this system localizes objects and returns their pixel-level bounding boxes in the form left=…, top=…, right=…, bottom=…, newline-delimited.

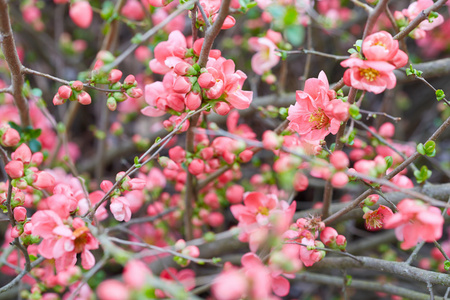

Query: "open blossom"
left=384, top=199, right=444, bottom=250
left=363, top=205, right=394, bottom=231
left=402, top=0, right=444, bottom=31
left=341, top=31, right=408, bottom=94
left=248, top=30, right=282, bottom=75
left=287, top=71, right=347, bottom=143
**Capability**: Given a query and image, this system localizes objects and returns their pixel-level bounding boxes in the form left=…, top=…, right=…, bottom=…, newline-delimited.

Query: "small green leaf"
left=212, top=257, right=222, bottom=264
left=417, top=143, right=425, bottom=155
left=346, top=275, right=352, bottom=286
left=444, top=260, right=450, bottom=271
left=28, top=139, right=42, bottom=152
left=436, top=89, right=445, bottom=101
left=349, top=104, right=359, bottom=118
left=385, top=156, right=393, bottom=169
left=428, top=11, right=439, bottom=23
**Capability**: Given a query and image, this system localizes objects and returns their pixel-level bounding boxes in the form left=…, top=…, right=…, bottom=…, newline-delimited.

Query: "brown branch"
left=393, top=0, right=448, bottom=41
left=0, top=0, right=30, bottom=127
left=312, top=256, right=450, bottom=286
left=197, top=0, right=231, bottom=67
left=295, top=272, right=444, bottom=300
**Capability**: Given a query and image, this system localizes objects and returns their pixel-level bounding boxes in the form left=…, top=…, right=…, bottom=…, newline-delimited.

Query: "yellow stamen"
left=360, top=68, right=379, bottom=82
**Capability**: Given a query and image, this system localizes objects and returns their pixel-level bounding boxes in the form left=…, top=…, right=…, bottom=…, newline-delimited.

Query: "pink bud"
left=332, top=102, right=350, bottom=122
left=185, top=92, right=202, bottom=110
left=11, top=226, right=22, bottom=238
left=31, top=152, right=44, bottom=165
left=13, top=206, right=27, bottom=222
left=127, top=178, right=146, bottom=190
left=108, top=69, right=123, bottom=84
left=127, top=87, right=143, bottom=98
left=330, top=150, right=349, bottom=170
left=5, top=160, right=24, bottom=179
left=320, top=227, right=338, bottom=247
left=107, top=97, right=117, bottom=111
left=198, top=73, right=215, bottom=89
left=331, top=172, right=349, bottom=188
left=208, top=212, right=224, bottom=227
left=364, top=194, right=379, bottom=206
left=293, top=171, right=309, bottom=191
left=100, top=180, right=113, bottom=193
left=226, top=185, right=244, bottom=204
left=174, top=62, right=192, bottom=76
left=135, top=46, right=152, bottom=62
left=214, top=102, right=230, bottom=116
left=71, top=80, right=84, bottom=91
left=53, top=94, right=66, bottom=105
left=77, top=91, right=92, bottom=105
left=336, top=235, right=347, bottom=250
left=58, top=85, right=72, bottom=99
left=33, top=171, right=55, bottom=189
left=13, top=144, right=32, bottom=164
left=239, top=149, right=253, bottom=163
left=172, top=77, right=191, bottom=94
left=69, top=1, right=93, bottom=29
left=204, top=193, right=220, bottom=210
left=24, top=222, right=32, bottom=234
left=394, top=11, right=404, bottom=21
left=185, top=245, right=200, bottom=258
left=97, top=280, right=129, bottom=300
left=378, top=122, right=395, bottom=138
left=168, top=146, right=186, bottom=163
left=188, top=159, right=204, bottom=176
left=2, top=128, right=20, bottom=147
left=124, top=75, right=136, bottom=87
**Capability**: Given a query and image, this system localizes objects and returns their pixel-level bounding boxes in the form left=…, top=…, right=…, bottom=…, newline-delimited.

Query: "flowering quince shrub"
left=1, top=0, right=450, bottom=299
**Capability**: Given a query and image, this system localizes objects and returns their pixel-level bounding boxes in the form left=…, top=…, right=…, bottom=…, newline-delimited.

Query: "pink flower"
left=121, top=0, right=145, bottom=21
left=110, top=196, right=132, bottom=222
left=341, top=58, right=397, bottom=94
left=384, top=199, right=444, bottom=249
left=287, top=71, right=342, bottom=142
left=248, top=37, right=280, bottom=75
left=299, top=237, right=326, bottom=267
left=402, top=0, right=444, bottom=31
left=12, top=143, right=32, bottom=164
left=69, top=1, right=93, bottom=29
left=149, top=30, right=186, bottom=74
left=363, top=205, right=394, bottom=231
left=33, top=171, right=56, bottom=190
left=2, top=127, right=20, bottom=147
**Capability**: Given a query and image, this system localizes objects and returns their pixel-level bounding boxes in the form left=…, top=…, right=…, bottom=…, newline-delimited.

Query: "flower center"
left=258, top=206, right=269, bottom=216
left=308, top=108, right=330, bottom=130
left=360, top=68, right=379, bottom=82
left=73, top=226, right=89, bottom=252
left=373, top=41, right=387, bottom=49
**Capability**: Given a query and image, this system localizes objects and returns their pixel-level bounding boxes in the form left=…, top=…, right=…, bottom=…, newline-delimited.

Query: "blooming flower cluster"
left=341, top=31, right=408, bottom=94
left=142, top=30, right=253, bottom=117
left=287, top=71, right=349, bottom=143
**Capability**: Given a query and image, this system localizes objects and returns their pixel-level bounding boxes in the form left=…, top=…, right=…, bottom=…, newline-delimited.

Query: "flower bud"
left=378, top=122, right=395, bottom=138
left=168, top=146, right=186, bottom=163
left=100, top=180, right=113, bottom=193
left=127, top=87, right=143, bottom=98
left=108, top=69, right=123, bottom=84
left=58, top=85, right=72, bottom=99
left=71, top=80, right=84, bottom=91
left=226, top=184, right=244, bottom=204
left=239, top=149, right=253, bottom=163
left=11, top=226, right=22, bottom=238
left=293, top=171, right=309, bottom=191
left=33, top=171, right=55, bottom=189
left=214, top=102, right=230, bottom=116
left=5, top=160, right=24, bottom=179
left=107, top=97, right=117, bottom=111
left=173, top=77, right=191, bottom=94
left=123, top=75, right=137, bottom=88
left=2, top=128, right=20, bottom=147
left=53, top=94, right=66, bottom=106
left=331, top=172, right=349, bottom=188
left=185, top=92, right=202, bottom=110
left=188, top=158, right=204, bottom=176
left=77, top=91, right=92, bottom=105
left=13, top=206, right=27, bottom=222
left=198, top=72, right=215, bottom=89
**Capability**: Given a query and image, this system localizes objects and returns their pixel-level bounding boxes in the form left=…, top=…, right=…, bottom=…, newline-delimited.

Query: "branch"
left=197, top=0, right=231, bottom=67
left=295, top=272, right=444, bottom=300
left=312, top=256, right=450, bottom=286
left=0, top=0, right=30, bottom=127
left=394, top=0, right=448, bottom=41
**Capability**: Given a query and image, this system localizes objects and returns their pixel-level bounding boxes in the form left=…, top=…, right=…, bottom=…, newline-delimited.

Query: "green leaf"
left=284, top=25, right=305, bottom=47
left=349, top=104, right=360, bottom=118
left=445, top=260, right=450, bottom=271
left=346, top=275, right=352, bottom=286
left=284, top=6, right=298, bottom=26
left=385, top=156, right=393, bottom=169
left=28, top=139, right=42, bottom=152
left=417, top=143, right=425, bottom=155
left=428, top=11, right=439, bottom=23
left=28, top=129, right=41, bottom=139
left=436, top=89, right=445, bottom=101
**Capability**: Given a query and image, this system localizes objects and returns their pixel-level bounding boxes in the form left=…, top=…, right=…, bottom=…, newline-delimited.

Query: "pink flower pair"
left=341, top=31, right=408, bottom=94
